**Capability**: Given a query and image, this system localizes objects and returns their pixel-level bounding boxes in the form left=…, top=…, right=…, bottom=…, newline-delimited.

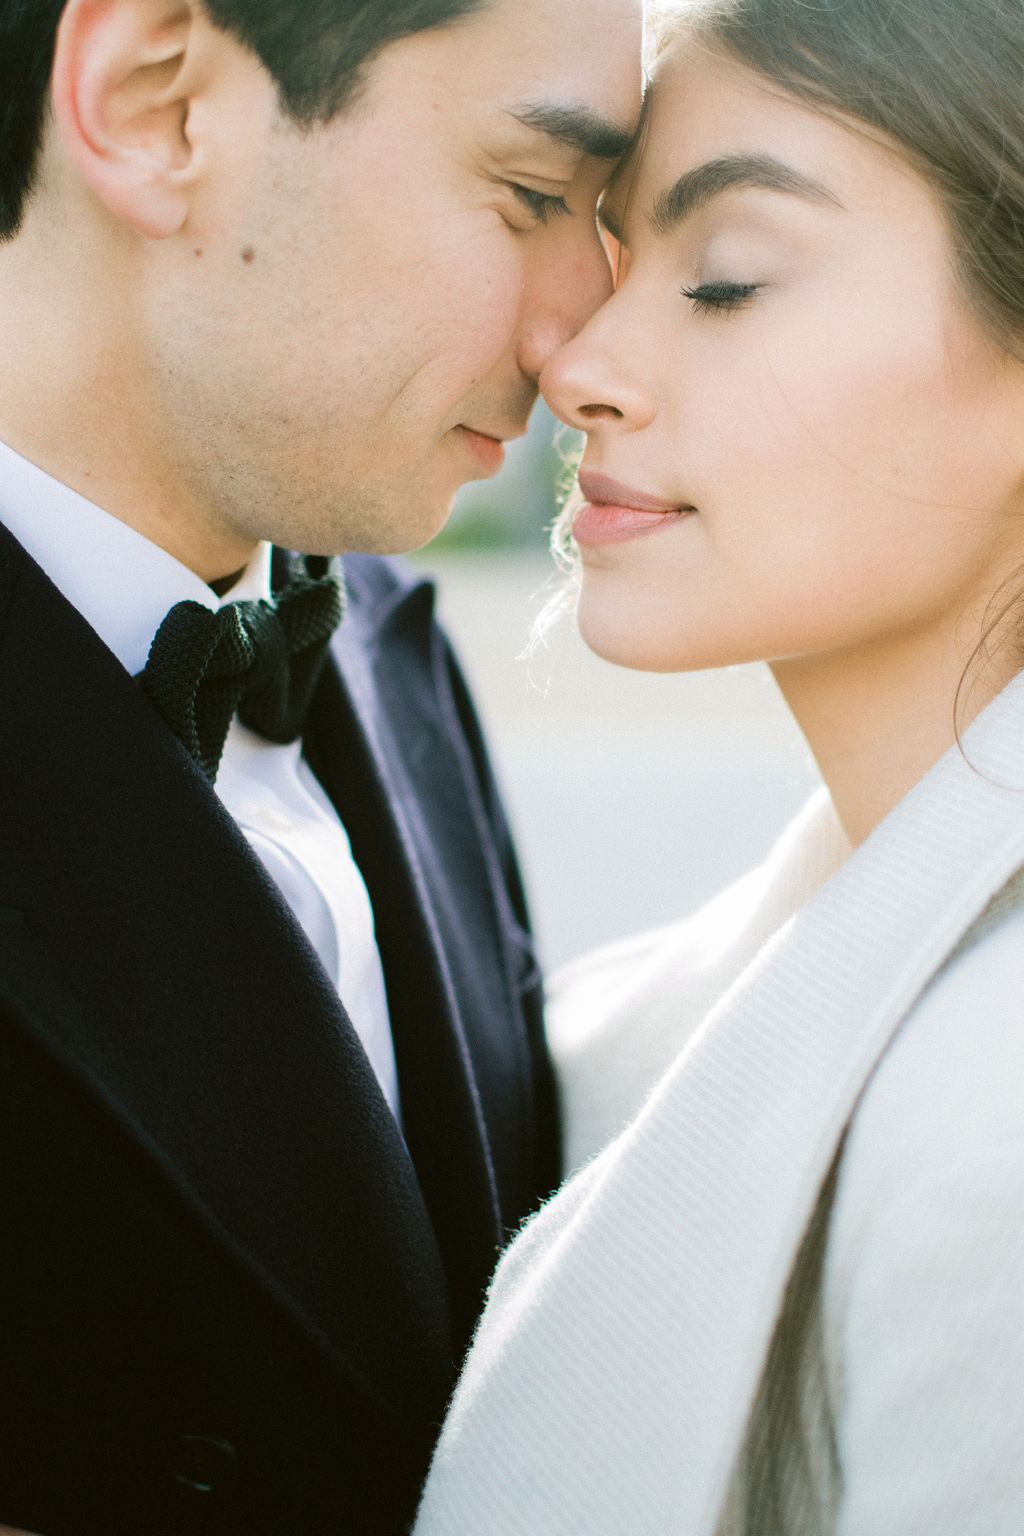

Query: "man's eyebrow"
left=508, top=104, right=636, bottom=162
left=651, top=153, right=842, bottom=233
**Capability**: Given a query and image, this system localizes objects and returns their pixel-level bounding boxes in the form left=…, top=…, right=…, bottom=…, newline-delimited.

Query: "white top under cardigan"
left=414, top=666, right=1024, bottom=1536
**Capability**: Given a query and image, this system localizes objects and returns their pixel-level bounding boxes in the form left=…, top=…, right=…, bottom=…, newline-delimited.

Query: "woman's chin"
left=575, top=603, right=694, bottom=674
left=574, top=583, right=708, bottom=673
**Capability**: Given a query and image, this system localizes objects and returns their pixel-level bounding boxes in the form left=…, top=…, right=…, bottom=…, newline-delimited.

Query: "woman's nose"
left=540, top=303, right=656, bottom=434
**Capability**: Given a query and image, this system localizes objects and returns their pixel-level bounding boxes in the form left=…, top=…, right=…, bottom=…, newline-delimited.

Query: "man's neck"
left=0, top=225, right=258, bottom=585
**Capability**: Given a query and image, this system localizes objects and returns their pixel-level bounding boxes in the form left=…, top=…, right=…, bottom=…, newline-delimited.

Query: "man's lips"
left=451, top=420, right=525, bottom=473
left=455, top=425, right=507, bottom=474
left=573, top=470, right=695, bottom=546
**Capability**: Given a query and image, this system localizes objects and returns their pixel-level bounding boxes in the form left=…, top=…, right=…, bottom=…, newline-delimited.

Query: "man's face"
left=150, top=0, right=643, bottom=557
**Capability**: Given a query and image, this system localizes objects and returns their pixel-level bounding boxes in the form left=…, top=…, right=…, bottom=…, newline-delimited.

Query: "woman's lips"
left=572, top=503, right=692, bottom=545
left=573, top=470, right=694, bottom=546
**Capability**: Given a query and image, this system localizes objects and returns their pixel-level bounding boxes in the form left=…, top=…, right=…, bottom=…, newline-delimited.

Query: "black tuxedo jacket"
left=0, top=522, right=558, bottom=1536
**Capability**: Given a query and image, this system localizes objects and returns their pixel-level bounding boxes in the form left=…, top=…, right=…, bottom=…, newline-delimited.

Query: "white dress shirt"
left=0, top=435, right=401, bottom=1121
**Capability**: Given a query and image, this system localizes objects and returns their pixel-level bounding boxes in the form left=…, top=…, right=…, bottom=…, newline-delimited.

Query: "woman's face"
left=541, top=46, right=1024, bottom=677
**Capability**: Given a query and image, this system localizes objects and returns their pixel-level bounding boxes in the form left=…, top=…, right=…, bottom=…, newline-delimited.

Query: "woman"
left=414, top=0, right=1024, bottom=1531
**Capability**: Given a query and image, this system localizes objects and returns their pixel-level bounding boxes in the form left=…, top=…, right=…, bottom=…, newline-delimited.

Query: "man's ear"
left=51, top=0, right=207, bottom=239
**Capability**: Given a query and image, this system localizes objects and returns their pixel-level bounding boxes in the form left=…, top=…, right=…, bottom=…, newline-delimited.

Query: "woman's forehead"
left=621, top=47, right=920, bottom=225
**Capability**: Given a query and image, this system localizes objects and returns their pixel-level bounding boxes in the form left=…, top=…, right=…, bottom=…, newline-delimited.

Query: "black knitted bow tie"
left=139, top=555, right=344, bottom=782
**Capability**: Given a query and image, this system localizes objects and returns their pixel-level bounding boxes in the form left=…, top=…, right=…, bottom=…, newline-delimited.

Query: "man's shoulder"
left=340, top=552, right=434, bottom=612
left=328, top=552, right=442, bottom=653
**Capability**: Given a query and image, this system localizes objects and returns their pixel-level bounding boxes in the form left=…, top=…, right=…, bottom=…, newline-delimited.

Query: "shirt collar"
left=0, top=435, right=272, bottom=676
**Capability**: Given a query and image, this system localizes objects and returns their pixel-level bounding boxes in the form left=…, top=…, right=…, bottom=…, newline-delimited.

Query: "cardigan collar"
left=416, top=666, right=1024, bottom=1536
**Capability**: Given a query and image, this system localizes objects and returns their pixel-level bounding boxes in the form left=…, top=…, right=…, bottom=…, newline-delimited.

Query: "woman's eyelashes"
left=681, top=280, right=759, bottom=315
left=510, top=184, right=571, bottom=223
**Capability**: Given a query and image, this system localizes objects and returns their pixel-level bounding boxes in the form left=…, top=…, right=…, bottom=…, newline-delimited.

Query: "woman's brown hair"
left=668, top=0, right=1024, bottom=354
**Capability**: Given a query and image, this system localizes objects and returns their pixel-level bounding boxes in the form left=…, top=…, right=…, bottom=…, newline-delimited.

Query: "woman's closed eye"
left=681, top=280, right=759, bottom=315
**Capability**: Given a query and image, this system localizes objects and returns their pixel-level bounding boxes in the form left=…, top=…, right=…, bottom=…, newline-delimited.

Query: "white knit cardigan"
left=414, top=667, right=1024, bottom=1536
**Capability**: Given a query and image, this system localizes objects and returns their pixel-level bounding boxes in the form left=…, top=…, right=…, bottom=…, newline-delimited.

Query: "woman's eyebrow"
left=651, top=153, right=843, bottom=232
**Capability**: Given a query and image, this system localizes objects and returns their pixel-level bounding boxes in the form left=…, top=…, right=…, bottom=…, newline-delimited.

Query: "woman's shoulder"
left=837, top=870, right=1024, bottom=1207
left=549, top=789, right=849, bottom=1172
left=819, top=880, right=1024, bottom=1531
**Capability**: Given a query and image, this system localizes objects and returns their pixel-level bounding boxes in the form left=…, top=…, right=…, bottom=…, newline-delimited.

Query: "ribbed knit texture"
left=413, top=668, right=1024, bottom=1536
left=720, top=857, right=1024, bottom=1536
left=549, top=790, right=850, bottom=1175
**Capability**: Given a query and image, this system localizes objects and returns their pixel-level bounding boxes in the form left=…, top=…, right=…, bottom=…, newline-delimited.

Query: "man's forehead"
left=449, top=0, right=644, bottom=142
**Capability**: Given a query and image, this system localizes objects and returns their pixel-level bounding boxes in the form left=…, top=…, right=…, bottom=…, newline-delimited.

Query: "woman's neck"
left=771, top=624, right=1019, bottom=847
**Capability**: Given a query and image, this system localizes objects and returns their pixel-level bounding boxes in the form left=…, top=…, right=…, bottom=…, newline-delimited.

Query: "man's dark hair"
left=0, top=0, right=487, bottom=239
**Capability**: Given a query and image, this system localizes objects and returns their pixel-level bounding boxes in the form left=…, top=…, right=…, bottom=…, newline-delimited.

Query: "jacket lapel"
left=305, top=558, right=518, bottom=1350
left=418, top=668, right=1024, bottom=1535
left=0, top=526, right=452, bottom=1415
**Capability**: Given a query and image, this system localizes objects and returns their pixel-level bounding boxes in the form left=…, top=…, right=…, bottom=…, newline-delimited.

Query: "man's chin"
left=328, top=496, right=459, bottom=558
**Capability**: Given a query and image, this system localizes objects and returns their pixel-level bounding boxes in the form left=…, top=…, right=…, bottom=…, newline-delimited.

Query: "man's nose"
left=516, top=224, right=616, bottom=382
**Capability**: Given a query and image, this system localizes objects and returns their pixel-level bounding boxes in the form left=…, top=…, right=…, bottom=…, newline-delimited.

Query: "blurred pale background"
left=411, top=407, right=822, bottom=971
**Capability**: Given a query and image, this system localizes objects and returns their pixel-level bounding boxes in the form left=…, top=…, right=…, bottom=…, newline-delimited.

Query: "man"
left=0, top=0, right=642, bottom=1531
